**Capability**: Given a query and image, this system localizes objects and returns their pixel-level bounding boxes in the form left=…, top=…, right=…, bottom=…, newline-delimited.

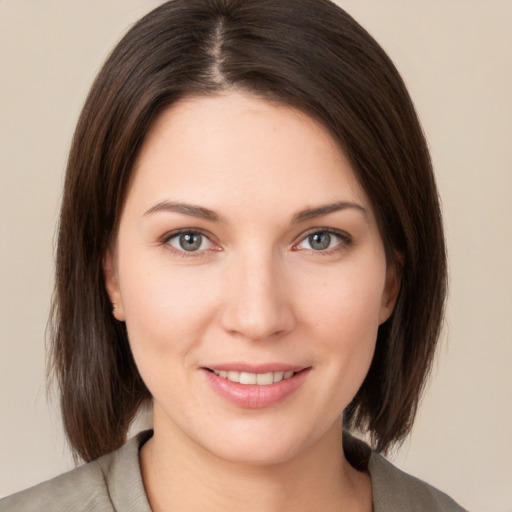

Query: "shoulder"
left=0, top=459, right=111, bottom=512
left=369, top=452, right=467, bottom=512
left=0, top=431, right=153, bottom=512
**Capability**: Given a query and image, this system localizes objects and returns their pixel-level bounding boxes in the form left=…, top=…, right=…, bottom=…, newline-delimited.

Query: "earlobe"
left=378, top=259, right=402, bottom=325
left=103, top=250, right=126, bottom=321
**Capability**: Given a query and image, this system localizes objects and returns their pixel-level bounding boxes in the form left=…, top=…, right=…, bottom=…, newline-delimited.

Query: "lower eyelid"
left=294, top=230, right=352, bottom=251
left=161, top=229, right=352, bottom=254
left=163, top=230, right=214, bottom=251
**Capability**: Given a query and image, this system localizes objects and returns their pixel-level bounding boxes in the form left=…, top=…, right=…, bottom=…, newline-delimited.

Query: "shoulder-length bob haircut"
left=50, top=0, right=446, bottom=462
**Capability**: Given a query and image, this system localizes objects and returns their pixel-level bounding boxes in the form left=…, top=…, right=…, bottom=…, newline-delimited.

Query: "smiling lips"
left=204, top=366, right=310, bottom=408
left=211, top=369, right=295, bottom=385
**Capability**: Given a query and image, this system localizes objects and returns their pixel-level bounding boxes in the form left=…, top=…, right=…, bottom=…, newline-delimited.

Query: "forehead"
left=127, top=92, right=372, bottom=218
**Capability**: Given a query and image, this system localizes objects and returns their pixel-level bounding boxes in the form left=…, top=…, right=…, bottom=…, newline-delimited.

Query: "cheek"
left=301, top=262, right=386, bottom=388
left=304, top=261, right=386, bottom=339
left=323, top=290, right=380, bottom=378
left=117, top=255, right=219, bottom=365
left=118, top=261, right=224, bottom=410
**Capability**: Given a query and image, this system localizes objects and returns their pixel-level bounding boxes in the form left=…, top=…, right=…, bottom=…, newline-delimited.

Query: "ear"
left=103, top=250, right=126, bottom=322
left=378, top=256, right=402, bottom=325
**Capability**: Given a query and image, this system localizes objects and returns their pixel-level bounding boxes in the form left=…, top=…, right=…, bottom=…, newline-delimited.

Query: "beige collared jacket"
left=0, top=430, right=467, bottom=511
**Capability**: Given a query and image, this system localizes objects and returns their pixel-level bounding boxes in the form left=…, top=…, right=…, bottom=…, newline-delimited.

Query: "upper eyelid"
left=160, top=227, right=352, bottom=250
left=162, top=228, right=214, bottom=243
left=294, top=227, right=352, bottom=244
left=162, top=229, right=218, bottom=256
left=292, top=229, right=353, bottom=254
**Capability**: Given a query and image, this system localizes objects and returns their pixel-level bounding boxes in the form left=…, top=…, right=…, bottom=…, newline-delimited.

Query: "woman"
left=1, top=0, right=466, bottom=510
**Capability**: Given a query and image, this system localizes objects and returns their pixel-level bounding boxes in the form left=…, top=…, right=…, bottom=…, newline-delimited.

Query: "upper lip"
left=203, top=363, right=309, bottom=374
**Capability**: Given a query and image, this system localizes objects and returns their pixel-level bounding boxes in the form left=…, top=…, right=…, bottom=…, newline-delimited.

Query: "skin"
left=104, top=92, right=399, bottom=512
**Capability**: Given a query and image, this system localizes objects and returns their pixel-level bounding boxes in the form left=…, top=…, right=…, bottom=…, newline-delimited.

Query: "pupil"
left=180, top=233, right=202, bottom=251
left=310, top=232, right=330, bottom=250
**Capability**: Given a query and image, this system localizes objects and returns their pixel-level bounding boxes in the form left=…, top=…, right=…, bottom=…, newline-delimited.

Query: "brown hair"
left=50, top=0, right=446, bottom=462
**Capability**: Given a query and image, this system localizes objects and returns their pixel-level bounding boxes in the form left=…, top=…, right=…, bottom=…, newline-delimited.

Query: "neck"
left=140, top=412, right=372, bottom=512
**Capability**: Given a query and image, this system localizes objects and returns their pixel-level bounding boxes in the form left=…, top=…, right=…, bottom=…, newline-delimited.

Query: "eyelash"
left=292, top=228, right=353, bottom=254
left=161, top=228, right=353, bottom=257
left=161, top=229, right=218, bottom=258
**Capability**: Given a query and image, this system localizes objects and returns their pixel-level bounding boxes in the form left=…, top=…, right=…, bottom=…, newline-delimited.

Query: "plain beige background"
left=1, top=1, right=511, bottom=510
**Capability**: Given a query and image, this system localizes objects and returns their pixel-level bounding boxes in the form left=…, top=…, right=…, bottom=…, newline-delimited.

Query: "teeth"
left=256, top=372, right=273, bottom=385
left=212, top=369, right=297, bottom=385
left=239, top=372, right=257, bottom=385
left=273, top=371, right=284, bottom=382
left=227, top=371, right=240, bottom=382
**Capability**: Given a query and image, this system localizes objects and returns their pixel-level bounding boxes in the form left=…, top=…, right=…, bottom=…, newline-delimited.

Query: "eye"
left=294, top=230, right=349, bottom=252
left=166, top=231, right=214, bottom=252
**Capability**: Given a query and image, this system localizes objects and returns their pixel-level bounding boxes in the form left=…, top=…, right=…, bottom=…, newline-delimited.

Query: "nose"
left=219, top=251, right=297, bottom=341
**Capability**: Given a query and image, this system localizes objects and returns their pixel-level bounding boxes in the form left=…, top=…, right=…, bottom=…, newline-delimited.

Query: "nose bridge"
left=220, top=247, right=295, bottom=340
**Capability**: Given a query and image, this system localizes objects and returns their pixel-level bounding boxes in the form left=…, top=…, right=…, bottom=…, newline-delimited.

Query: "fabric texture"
left=0, top=430, right=466, bottom=511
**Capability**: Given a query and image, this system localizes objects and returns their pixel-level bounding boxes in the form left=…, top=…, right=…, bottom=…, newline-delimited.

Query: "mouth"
left=202, top=366, right=311, bottom=408
left=209, top=369, right=297, bottom=386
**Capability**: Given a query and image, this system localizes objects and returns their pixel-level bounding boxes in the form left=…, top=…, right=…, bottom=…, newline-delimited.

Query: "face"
left=105, top=92, right=398, bottom=465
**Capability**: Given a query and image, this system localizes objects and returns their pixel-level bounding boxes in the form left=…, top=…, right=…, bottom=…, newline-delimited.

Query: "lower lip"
left=202, top=369, right=310, bottom=409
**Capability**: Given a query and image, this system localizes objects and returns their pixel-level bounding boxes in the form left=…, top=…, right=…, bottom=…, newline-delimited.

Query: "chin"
left=194, top=417, right=336, bottom=468
left=206, top=438, right=304, bottom=467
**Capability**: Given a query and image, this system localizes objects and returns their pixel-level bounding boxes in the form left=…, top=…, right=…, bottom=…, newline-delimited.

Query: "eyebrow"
left=144, top=200, right=367, bottom=224
left=292, top=201, right=368, bottom=223
left=144, top=201, right=222, bottom=222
